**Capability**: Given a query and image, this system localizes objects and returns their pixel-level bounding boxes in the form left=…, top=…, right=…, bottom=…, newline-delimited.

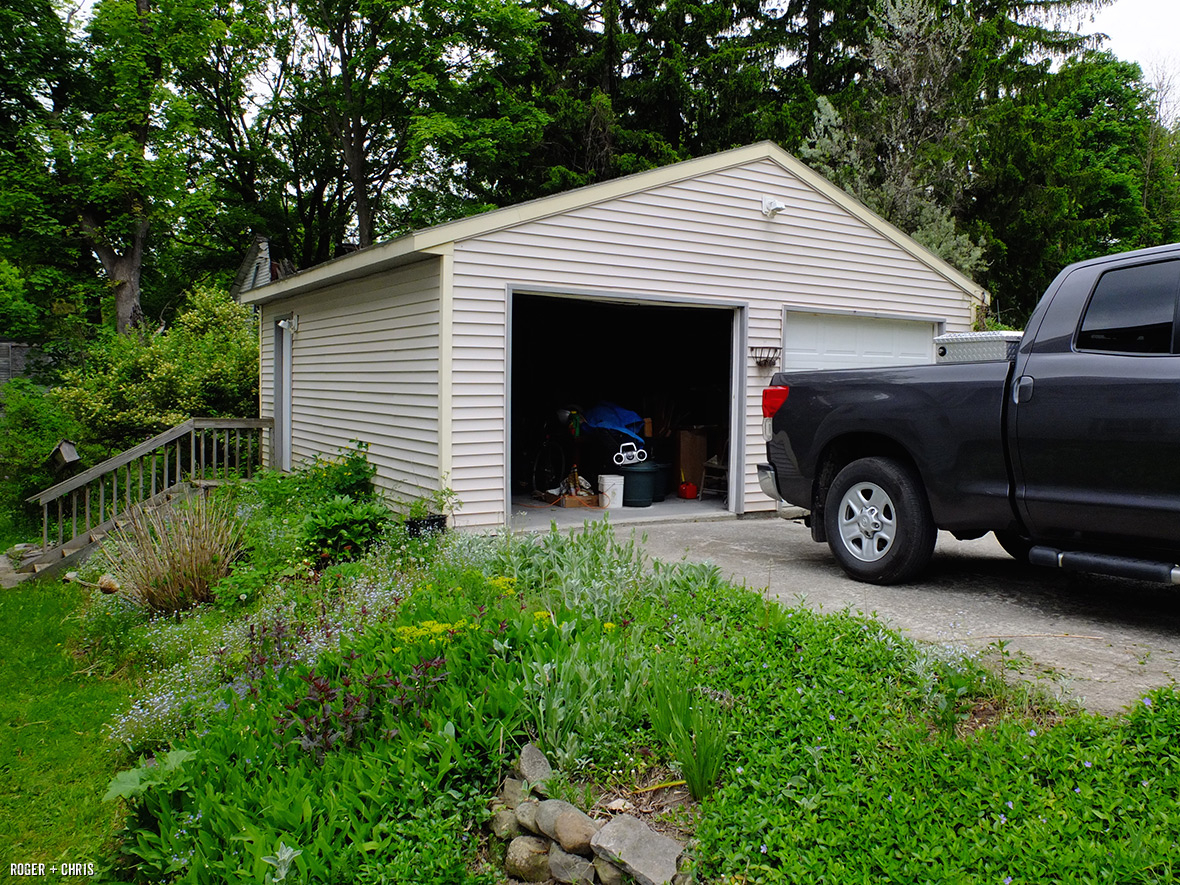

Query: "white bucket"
left=598, top=474, right=625, bottom=509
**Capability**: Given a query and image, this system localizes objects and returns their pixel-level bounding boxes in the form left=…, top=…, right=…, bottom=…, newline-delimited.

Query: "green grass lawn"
left=0, top=577, right=132, bottom=872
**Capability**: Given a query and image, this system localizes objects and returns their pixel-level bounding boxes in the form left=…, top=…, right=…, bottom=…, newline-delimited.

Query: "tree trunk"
left=344, top=129, right=373, bottom=248
left=81, top=214, right=148, bottom=335
left=111, top=257, right=145, bottom=335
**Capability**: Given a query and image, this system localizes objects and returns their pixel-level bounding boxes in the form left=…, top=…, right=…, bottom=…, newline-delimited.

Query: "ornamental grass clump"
left=105, top=493, right=244, bottom=613
left=648, top=661, right=729, bottom=800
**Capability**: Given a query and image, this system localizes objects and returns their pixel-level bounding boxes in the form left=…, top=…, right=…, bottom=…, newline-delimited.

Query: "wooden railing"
left=25, top=418, right=272, bottom=564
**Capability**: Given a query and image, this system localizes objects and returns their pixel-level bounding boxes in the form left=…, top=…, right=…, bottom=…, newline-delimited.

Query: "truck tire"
left=824, top=457, right=936, bottom=584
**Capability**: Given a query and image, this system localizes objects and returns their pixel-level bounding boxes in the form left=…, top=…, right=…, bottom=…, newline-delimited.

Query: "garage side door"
left=782, top=311, right=936, bottom=370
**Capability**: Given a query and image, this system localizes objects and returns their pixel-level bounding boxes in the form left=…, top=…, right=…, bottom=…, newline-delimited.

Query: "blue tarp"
left=582, top=402, right=645, bottom=444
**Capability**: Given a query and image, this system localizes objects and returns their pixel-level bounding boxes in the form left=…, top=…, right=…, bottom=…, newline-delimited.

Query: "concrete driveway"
left=622, top=514, right=1180, bottom=717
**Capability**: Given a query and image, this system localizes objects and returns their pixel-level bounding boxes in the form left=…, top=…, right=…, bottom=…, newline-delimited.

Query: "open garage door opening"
left=509, top=293, right=735, bottom=525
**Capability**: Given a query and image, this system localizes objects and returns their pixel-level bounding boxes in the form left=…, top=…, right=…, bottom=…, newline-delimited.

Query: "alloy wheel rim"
left=837, top=481, right=897, bottom=563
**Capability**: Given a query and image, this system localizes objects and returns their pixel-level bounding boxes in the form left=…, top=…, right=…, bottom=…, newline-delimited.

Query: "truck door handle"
left=1014, top=376, right=1034, bottom=404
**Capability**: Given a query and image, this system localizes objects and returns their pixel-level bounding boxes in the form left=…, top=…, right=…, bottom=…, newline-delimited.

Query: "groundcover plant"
left=42, top=457, right=1180, bottom=883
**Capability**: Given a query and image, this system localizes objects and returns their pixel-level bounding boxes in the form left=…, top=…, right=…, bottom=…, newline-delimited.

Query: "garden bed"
left=6, top=449, right=1180, bottom=883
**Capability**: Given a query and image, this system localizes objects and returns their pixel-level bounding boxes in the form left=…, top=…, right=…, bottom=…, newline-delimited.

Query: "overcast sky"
left=1088, top=0, right=1180, bottom=79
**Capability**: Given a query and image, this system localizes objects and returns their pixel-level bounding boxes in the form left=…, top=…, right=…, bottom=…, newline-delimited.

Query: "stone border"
left=490, top=744, right=695, bottom=885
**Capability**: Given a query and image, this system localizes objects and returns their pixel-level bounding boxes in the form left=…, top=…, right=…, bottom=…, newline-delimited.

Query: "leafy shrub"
left=53, top=285, right=258, bottom=450
left=307, top=442, right=378, bottom=501
left=298, top=495, right=391, bottom=566
left=252, top=442, right=377, bottom=512
left=0, top=377, right=103, bottom=523
left=494, top=518, right=648, bottom=621
left=104, top=493, right=245, bottom=613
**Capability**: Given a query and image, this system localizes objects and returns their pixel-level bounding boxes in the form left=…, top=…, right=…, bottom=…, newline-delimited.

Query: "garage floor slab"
left=509, top=494, right=732, bottom=532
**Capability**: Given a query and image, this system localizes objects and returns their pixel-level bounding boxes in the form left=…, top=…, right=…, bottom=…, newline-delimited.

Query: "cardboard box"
left=559, top=493, right=598, bottom=508
left=676, top=428, right=708, bottom=486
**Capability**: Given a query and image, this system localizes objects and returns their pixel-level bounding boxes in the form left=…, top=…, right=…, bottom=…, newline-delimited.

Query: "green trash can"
left=620, top=463, right=661, bottom=507
left=651, top=462, right=672, bottom=502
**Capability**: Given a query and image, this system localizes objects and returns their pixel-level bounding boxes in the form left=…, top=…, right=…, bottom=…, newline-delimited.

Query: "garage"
left=239, top=142, right=988, bottom=527
left=509, top=292, right=737, bottom=511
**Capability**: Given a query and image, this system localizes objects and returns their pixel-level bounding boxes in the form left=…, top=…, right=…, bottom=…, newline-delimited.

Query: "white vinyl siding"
left=450, top=159, right=972, bottom=522
left=258, top=258, right=442, bottom=501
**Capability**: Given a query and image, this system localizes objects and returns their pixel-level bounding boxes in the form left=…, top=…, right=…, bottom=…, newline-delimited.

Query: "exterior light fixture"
left=761, top=196, right=788, bottom=218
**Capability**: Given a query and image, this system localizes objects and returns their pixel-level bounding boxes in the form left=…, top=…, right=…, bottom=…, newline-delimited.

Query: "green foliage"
left=102, top=582, right=523, bottom=882
left=103, top=749, right=198, bottom=803
left=252, top=441, right=377, bottom=509
left=298, top=495, right=391, bottom=566
left=354, top=798, right=501, bottom=885
left=520, top=618, right=651, bottom=772
left=405, top=483, right=461, bottom=521
left=668, top=695, right=729, bottom=802
left=968, top=50, right=1179, bottom=322
left=802, top=0, right=987, bottom=277
left=0, top=256, right=39, bottom=339
left=648, top=662, right=729, bottom=800
left=53, top=285, right=258, bottom=449
left=25, top=468, right=1180, bottom=884
left=494, top=518, right=648, bottom=622
left=0, top=377, right=101, bottom=523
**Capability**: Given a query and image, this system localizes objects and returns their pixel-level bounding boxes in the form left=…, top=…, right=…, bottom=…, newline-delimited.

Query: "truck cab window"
left=1077, top=260, right=1180, bottom=354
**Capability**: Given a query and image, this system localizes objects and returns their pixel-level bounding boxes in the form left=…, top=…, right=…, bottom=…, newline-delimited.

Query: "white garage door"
left=781, top=311, right=937, bottom=371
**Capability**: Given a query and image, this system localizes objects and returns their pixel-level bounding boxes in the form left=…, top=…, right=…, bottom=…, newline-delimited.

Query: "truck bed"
left=766, top=359, right=1015, bottom=533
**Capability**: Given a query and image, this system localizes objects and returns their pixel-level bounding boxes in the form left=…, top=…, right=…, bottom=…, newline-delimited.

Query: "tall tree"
left=1, top=0, right=222, bottom=335
left=288, top=0, right=543, bottom=248
left=802, top=0, right=985, bottom=274
left=968, top=52, right=1179, bottom=322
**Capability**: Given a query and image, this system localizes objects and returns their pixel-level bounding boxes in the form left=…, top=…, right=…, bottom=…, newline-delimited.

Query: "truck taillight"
left=762, top=385, right=789, bottom=418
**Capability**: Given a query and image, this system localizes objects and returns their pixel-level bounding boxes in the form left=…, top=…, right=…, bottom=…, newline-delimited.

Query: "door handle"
left=1013, top=376, right=1034, bottom=404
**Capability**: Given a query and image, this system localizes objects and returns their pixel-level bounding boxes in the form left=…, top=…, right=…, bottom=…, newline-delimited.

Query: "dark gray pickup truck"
left=759, top=243, right=1180, bottom=584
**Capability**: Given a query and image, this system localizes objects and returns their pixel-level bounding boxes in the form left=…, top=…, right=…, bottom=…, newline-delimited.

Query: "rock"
left=505, top=836, right=552, bottom=883
left=516, top=798, right=541, bottom=834
left=550, top=843, right=597, bottom=885
left=491, top=807, right=523, bottom=840
left=604, top=798, right=633, bottom=813
left=594, top=857, right=626, bottom=885
left=535, top=799, right=580, bottom=840
left=500, top=776, right=527, bottom=809
left=591, top=815, right=683, bottom=885
left=518, top=742, right=554, bottom=795
left=554, top=809, right=601, bottom=856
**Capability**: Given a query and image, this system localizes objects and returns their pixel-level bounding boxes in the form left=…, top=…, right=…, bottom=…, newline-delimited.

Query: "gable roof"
left=238, top=142, right=988, bottom=307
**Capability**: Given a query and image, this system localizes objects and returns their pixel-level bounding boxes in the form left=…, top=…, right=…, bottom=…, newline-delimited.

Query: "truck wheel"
left=824, top=457, right=936, bottom=584
left=994, top=530, right=1034, bottom=564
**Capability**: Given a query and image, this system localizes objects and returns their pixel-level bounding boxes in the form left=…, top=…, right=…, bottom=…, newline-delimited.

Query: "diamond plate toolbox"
left=933, top=331, right=1024, bottom=363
